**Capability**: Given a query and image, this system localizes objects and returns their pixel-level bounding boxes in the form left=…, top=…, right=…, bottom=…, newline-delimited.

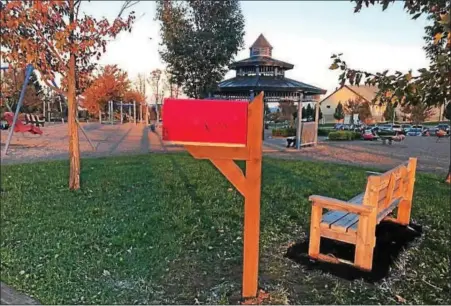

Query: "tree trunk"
left=68, top=0, right=81, bottom=190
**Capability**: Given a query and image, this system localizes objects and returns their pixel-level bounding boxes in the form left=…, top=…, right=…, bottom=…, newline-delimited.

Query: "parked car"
left=406, top=128, right=422, bottom=136
left=401, top=124, right=412, bottom=133
left=378, top=124, right=392, bottom=132
left=391, top=124, right=403, bottom=133
left=342, top=124, right=352, bottom=130
left=362, top=129, right=377, bottom=141
left=435, top=123, right=450, bottom=133
left=423, top=127, right=437, bottom=136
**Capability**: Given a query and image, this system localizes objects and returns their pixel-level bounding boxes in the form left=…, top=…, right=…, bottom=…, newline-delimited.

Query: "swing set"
left=1, top=64, right=96, bottom=155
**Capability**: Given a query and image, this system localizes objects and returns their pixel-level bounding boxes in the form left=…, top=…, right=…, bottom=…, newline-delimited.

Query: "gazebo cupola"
left=250, top=34, right=273, bottom=57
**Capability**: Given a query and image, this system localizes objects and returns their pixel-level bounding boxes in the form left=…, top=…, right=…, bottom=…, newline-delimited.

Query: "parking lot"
left=264, top=132, right=450, bottom=174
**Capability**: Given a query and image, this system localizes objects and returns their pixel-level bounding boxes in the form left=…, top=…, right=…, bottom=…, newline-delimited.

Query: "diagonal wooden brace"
left=210, top=159, right=247, bottom=196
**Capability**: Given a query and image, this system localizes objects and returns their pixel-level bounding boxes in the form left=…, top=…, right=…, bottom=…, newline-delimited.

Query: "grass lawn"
left=1, top=154, right=450, bottom=304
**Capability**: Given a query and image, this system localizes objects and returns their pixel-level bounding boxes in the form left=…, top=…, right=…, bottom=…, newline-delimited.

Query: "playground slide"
left=3, top=112, right=43, bottom=135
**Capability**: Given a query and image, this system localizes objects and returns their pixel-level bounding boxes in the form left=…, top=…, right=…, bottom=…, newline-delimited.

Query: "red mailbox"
left=162, top=98, right=248, bottom=147
left=161, top=94, right=265, bottom=301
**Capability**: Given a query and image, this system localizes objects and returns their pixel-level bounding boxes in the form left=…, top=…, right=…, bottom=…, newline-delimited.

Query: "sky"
left=80, top=1, right=430, bottom=101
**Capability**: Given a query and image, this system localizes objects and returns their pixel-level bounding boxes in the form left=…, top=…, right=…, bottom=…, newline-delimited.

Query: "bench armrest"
left=309, top=195, right=373, bottom=215
left=365, top=171, right=382, bottom=176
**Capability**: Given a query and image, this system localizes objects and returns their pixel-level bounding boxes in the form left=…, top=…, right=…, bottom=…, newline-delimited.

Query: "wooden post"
left=110, top=101, right=113, bottom=124
left=181, top=93, right=265, bottom=299
left=120, top=101, right=123, bottom=124
left=99, top=109, right=102, bottom=124
left=139, top=103, right=142, bottom=123
left=296, top=92, right=304, bottom=149
left=59, top=100, right=65, bottom=123
left=133, top=101, right=136, bottom=124
left=314, top=99, right=320, bottom=146
left=43, top=99, right=46, bottom=122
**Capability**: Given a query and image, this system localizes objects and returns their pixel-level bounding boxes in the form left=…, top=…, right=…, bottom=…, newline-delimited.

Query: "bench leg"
left=396, top=199, right=412, bottom=225
left=354, top=215, right=376, bottom=271
left=308, top=205, right=322, bottom=259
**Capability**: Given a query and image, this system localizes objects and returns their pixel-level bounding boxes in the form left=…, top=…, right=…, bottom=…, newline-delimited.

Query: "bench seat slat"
left=320, top=192, right=365, bottom=229
left=348, top=198, right=402, bottom=231
left=330, top=212, right=359, bottom=232
left=320, top=193, right=400, bottom=233
left=321, top=211, right=347, bottom=226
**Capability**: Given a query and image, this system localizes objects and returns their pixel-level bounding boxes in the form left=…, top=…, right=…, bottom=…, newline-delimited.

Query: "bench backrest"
left=363, top=158, right=417, bottom=221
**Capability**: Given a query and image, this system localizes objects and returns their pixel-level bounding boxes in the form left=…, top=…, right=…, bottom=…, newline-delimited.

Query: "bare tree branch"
left=43, top=79, right=68, bottom=97
left=75, top=0, right=82, bottom=21
left=117, top=0, right=140, bottom=18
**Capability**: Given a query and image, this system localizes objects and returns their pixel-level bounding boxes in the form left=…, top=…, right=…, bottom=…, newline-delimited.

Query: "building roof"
left=250, top=34, right=273, bottom=49
left=229, top=56, right=294, bottom=70
left=218, top=76, right=326, bottom=95
left=320, top=85, right=379, bottom=104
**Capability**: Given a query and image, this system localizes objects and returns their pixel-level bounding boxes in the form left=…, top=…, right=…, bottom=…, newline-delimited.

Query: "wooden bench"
left=308, top=158, right=417, bottom=271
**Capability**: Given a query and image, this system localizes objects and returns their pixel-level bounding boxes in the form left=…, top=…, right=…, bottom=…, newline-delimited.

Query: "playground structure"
left=99, top=100, right=151, bottom=125
left=1, top=65, right=96, bottom=155
left=163, top=93, right=264, bottom=299
left=3, top=112, right=43, bottom=135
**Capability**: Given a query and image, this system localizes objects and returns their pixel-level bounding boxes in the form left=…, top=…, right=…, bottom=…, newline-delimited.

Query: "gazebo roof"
left=217, top=76, right=326, bottom=95
left=229, top=56, right=294, bottom=70
left=250, top=34, right=273, bottom=49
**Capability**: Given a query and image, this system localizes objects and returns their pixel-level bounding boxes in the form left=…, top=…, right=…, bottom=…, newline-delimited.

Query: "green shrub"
left=272, top=128, right=296, bottom=137
left=318, top=128, right=331, bottom=136
left=328, top=131, right=361, bottom=141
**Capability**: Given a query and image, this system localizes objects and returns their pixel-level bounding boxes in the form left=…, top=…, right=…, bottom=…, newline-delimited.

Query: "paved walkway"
left=1, top=282, right=39, bottom=305
left=1, top=123, right=449, bottom=174
left=0, top=123, right=280, bottom=165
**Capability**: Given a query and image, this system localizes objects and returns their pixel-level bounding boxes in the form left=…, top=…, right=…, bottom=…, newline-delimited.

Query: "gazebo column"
left=296, top=92, right=304, bottom=150
left=314, top=99, right=320, bottom=146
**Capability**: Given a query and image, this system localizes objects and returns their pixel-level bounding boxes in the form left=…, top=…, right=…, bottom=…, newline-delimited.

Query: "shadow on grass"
left=153, top=129, right=203, bottom=204
left=285, top=221, right=422, bottom=282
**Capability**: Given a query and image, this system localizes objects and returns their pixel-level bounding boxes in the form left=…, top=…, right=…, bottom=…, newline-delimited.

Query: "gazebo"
left=214, top=34, right=327, bottom=148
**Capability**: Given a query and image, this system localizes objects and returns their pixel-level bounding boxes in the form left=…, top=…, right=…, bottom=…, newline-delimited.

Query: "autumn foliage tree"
left=358, top=101, right=372, bottom=123
left=0, top=0, right=136, bottom=189
left=83, top=65, right=131, bottom=114
left=401, top=103, right=435, bottom=124
left=0, top=68, right=43, bottom=113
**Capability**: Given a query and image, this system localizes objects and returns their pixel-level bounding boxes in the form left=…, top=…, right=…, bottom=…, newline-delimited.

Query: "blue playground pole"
left=3, top=64, right=34, bottom=155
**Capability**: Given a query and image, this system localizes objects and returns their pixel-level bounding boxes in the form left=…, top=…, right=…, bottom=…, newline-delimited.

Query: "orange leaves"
left=1, top=1, right=135, bottom=98
left=124, top=90, right=146, bottom=104
left=82, top=65, right=132, bottom=114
